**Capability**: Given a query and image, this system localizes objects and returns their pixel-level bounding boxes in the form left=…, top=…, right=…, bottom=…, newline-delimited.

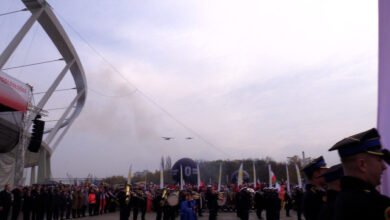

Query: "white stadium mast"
left=0, top=0, right=87, bottom=187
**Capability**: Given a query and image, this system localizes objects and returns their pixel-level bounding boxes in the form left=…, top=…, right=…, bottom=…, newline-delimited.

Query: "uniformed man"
left=301, top=156, right=328, bottom=220
left=205, top=186, right=218, bottom=220
left=0, top=184, right=12, bottom=220
left=132, top=186, right=147, bottom=220
left=152, top=189, right=164, bottom=220
left=329, top=128, right=390, bottom=220
left=317, top=164, right=343, bottom=220
left=264, top=187, right=281, bottom=220
left=254, top=188, right=265, bottom=219
left=237, top=187, right=252, bottom=220
left=11, top=186, right=22, bottom=220
left=117, top=186, right=129, bottom=220
left=291, top=186, right=303, bottom=220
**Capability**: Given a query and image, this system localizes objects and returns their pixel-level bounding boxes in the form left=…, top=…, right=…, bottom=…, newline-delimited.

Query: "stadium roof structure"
left=0, top=0, right=87, bottom=186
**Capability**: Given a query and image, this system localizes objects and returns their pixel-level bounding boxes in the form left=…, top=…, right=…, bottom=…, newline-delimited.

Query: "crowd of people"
left=0, top=183, right=120, bottom=220
left=1, top=128, right=390, bottom=220
left=0, top=178, right=302, bottom=220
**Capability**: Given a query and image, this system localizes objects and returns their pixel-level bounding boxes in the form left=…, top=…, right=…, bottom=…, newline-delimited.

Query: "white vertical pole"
left=197, top=162, right=201, bottom=190
left=286, top=163, right=291, bottom=194
left=253, top=160, right=256, bottom=187
left=268, top=164, right=272, bottom=187
left=217, top=162, right=222, bottom=191
left=237, top=163, right=243, bottom=186
left=295, top=163, right=302, bottom=189
left=180, top=165, right=184, bottom=190
left=160, top=157, right=164, bottom=189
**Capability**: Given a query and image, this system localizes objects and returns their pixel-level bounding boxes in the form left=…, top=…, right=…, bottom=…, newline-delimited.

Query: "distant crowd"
left=1, top=128, right=390, bottom=220
left=0, top=180, right=302, bottom=220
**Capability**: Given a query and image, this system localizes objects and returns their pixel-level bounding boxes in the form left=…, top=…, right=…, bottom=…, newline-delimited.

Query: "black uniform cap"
left=329, top=128, right=384, bottom=158
left=302, top=156, right=327, bottom=176
left=319, top=164, right=343, bottom=183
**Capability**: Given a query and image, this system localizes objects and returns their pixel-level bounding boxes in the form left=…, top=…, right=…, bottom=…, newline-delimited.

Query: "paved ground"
left=82, top=210, right=299, bottom=220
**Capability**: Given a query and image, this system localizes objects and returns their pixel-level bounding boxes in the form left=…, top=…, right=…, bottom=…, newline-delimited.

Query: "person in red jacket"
left=88, top=188, right=97, bottom=216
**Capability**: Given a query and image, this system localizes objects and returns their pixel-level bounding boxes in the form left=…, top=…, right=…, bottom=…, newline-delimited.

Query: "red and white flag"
left=268, top=164, right=276, bottom=187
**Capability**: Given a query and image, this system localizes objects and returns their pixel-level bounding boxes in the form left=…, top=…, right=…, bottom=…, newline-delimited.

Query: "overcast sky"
left=1, top=0, right=379, bottom=178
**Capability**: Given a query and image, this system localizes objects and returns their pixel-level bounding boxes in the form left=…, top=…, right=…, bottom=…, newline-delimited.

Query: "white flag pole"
left=127, top=164, right=132, bottom=185
left=295, top=163, right=302, bottom=189
left=268, top=164, right=272, bottom=187
left=160, top=157, right=164, bottom=189
left=180, top=165, right=184, bottom=190
left=217, top=162, right=222, bottom=191
left=286, top=163, right=291, bottom=195
left=253, top=160, right=256, bottom=187
left=197, top=162, right=201, bottom=190
left=237, top=163, right=243, bottom=186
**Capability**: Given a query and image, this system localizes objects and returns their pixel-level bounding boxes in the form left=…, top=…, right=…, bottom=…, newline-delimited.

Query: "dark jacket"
left=302, top=184, right=325, bottom=220
left=334, top=176, right=390, bottom=220
left=318, top=189, right=338, bottom=220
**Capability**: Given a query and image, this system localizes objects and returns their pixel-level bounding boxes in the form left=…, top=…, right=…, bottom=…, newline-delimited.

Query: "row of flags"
left=127, top=157, right=304, bottom=193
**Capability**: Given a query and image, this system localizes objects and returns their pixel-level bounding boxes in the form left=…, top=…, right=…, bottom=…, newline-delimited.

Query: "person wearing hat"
left=301, top=156, right=328, bottom=220
left=329, top=128, right=390, bottom=220
left=237, top=187, right=253, bottom=220
left=205, top=186, right=218, bottom=220
left=317, top=164, right=343, bottom=220
left=117, top=186, right=130, bottom=220
left=0, top=184, right=12, bottom=220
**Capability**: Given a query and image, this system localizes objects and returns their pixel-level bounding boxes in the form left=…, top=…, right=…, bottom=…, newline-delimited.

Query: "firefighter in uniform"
left=301, top=156, right=328, bottom=220
left=317, top=164, right=343, bottom=220
left=329, top=128, right=390, bottom=220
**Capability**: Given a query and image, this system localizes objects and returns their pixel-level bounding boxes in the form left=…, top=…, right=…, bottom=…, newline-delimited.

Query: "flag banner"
left=268, top=164, right=276, bottom=187
left=180, top=165, right=184, bottom=190
left=295, top=163, right=302, bottom=189
left=217, top=162, right=222, bottom=191
left=197, top=162, right=201, bottom=190
left=286, top=163, right=291, bottom=195
left=378, top=0, right=390, bottom=197
left=127, top=165, right=132, bottom=185
left=160, top=157, right=164, bottom=189
left=253, top=161, right=256, bottom=188
left=237, top=163, right=244, bottom=186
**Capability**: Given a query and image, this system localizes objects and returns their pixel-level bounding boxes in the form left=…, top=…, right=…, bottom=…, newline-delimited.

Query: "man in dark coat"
left=237, top=187, right=252, bottom=220
left=301, top=156, right=328, bottom=220
left=132, top=187, right=147, bottom=220
left=284, top=191, right=292, bottom=217
left=52, top=188, right=61, bottom=220
left=205, top=186, right=218, bottom=220
left=118, top=187, right=129, bottom=220
left=254, top=189, right=265, bottom=219
left=11, top=186, right=22, bottom=220
left=31, top=186, right=39, bottom=220
left=22, top=187, right=32, bottom=220
left=291, top=187, right=303, bottom=220
left=152, top=189, right=164, bottom=220
left=317, top=164, right=343, bottom=220
left=264, top=188, right=281, bottom=220
left=0, top=184, right=12, bottom=220
left=329, top=128, right=390, bottom=220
